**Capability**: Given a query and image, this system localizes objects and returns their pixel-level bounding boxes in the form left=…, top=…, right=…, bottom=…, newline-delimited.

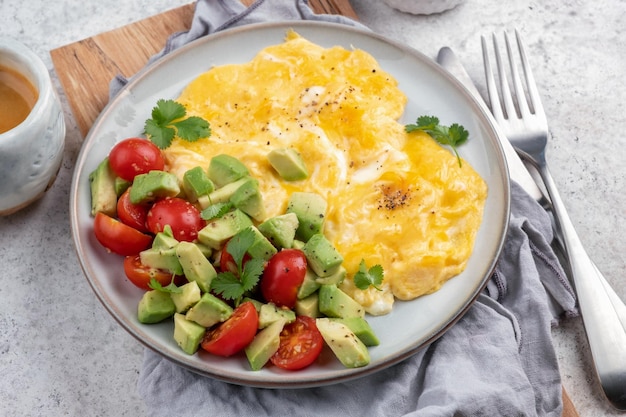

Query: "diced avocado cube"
left=245, top=318, right=286, bottom=371
left=183, top=166, right=215, bottom=202
left=297, top=268, right=321, bottom=299
left=197, top=177, right=250, bottom=208
left=230, top=178, right=266, bottom=222
left=329, top=317, right=379, bottom=346
left=302, top=234, right=343, bottom=278
left=239, top=226, right=277, bottom=261
left=295, top=293, right=321, bottom=318
left=173, top=313, right=206, bottom=355
left=258, top=212, right=299, bottom=249
left=208, top=154, right=249, bottom=188
left=140, top=246, right=183, bottom=276
left=318, top=284, right=365, bottom=319
left=315, top=266, right=346, bottom=285
left=286, top=192, right=327, bottom=242
left=185, top=293, right=233, bottom=328
left=151, top=228, right=179, bottom=250
left=291, top=239, right=305, bottom=250
left=170, top=281, right=202, bottom=314
left=316, top=318, right=370, bottom=368
left=197, top=209, right=253, bottom=250
left=258, top=303, right=296, bottom=329
left=267, top=148, right=308, bottom=181
left=137, top=290, right=176, bottom=324
left=115, top=177, right=131, bottom=197
left=129, top=170, right=180, bottom=204
left=88, top=157, right=117, bottom=217
left=176, top=241, right=217, bottom=293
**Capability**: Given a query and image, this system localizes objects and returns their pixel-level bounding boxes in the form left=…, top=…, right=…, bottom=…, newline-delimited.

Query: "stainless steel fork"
left=482, top=29, right=626, bottom=410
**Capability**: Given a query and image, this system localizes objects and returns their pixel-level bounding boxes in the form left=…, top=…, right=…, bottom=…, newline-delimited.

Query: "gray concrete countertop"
left=1, top=0, right=624, bottom=416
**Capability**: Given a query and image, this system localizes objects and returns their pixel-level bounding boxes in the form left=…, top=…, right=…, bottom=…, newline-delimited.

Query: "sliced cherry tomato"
left=108, top=137, right=164, bottom=181
left=93, top=212, right=153, bottom=256
left=146, top=197, right=204, bottom=242
left=260, top=249, right=307, bottom=308
left=218, top=244, right=251, bottom=275
left=270, top=316, right=323, bottom=370
left=123, top=255, right=173, bottom=290
left=117, top=188, right=151, bottom=233
left=200, top=301, right=259, bottom=357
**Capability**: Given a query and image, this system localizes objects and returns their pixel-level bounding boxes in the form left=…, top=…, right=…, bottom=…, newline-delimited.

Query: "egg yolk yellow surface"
left=164, top=31, right=488, bottom=315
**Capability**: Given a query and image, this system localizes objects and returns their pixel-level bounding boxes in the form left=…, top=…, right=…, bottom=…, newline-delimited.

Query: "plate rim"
left=70, top=20, right=511, bottom=388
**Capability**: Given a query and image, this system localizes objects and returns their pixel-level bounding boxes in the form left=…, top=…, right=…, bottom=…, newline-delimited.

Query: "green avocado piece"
left=301, top=234, right=343, bottom=278
left=173, top=313, right=206, bottom=355
left=208, top=154, right=249, bottom=188
left=315, top=266, right=346, bottom=286
left=315, top=318, right=370, bottom=368
left=170, top=281, right=202, bottom=314
left=185, top=292, right=233, bottom=328
left=240, top=226, right=277, bottom=261
left=286, top=192, right=327, bottom=242
left=257, top=212, right=299, bottom=250
left=151, top=227, right=179, bottom=250
left=197, top=177, right=250, bottom=208
left=182, top=166, right=215, bottom=202
left=114, top=177, right=131, bottom=197
left=295, top=292, right=321, bottom=318
left=129, top=170, right=180, bottom=204
left=318, top=284, right=365, bottom=319
left=137, top=290, right=176, bottom=324
left=296, top=268, right=321, bottom=299
left=230, top=178, right=266, bottom=222
left=258, top=303, right=296, bottom=329
left=175, top=241, right=217, bottom=293
left=245, top=318, right=286, bottom=371
left=329, top=317, right=379, bottom=346
left=88, top=157, right=118, bottom=217
left=267, top=148, right=308, bottom=181
left=197, top=209, right=253, bottom=250
left=140, top=246, right=183, bottom=276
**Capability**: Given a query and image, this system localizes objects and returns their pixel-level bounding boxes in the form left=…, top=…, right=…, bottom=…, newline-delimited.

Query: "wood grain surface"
left=49, top=2, right=579, bottom=416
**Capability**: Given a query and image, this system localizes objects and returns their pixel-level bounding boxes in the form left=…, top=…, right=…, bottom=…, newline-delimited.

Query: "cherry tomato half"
left=108, top=137, right=165, bottom=182
left=123, top=255, right=173, bottom=290
left=270, top=316, right=323, bottom=370
left=93, top=212, right=153, bottom=256
left=200, top=301, right=259, bottom=357
left=117, top=188, right=151, bottom=233
left=260, top=249, right=307, bottom=308
left=146, top=198, right=204, bottom=242
left=218, top=244, right=251, bottom=276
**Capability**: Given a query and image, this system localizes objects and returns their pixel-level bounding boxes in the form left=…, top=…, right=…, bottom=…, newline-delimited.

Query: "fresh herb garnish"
left=144, top=99, right=211, bottom=149
left=200, top=202, right=234, bottom=221
left=210, top=227, right=265, bottom=304
left=353, top=259, right=384, bottom=291
left=405, top=115, right=468, bottom=167
left=148, top=277, right=182, bottom=294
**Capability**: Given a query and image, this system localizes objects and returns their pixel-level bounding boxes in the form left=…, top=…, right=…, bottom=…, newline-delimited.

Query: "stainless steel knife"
left=436, top=47, right=545, bottom=202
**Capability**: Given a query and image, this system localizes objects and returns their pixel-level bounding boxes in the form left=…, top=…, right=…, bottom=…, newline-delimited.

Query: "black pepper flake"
left=377, top=185, right=412, bottom=211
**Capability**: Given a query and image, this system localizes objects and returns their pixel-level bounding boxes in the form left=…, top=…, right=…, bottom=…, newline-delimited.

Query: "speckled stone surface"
left=0, top=0, right=624, bottom=416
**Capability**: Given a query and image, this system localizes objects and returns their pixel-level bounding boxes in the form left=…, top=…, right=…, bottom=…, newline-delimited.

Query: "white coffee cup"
left=0, top=38, right=65, bottom=216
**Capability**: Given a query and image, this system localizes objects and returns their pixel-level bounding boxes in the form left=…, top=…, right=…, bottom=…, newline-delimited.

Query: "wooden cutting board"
left=49, top=2, right=579, bottom=416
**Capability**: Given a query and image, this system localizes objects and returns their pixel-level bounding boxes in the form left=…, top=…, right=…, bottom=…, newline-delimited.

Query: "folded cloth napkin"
left=114, top=1, right=578, bottom=415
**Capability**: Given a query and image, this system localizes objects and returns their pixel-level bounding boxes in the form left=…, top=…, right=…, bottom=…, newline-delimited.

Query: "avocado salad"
left=89, top=137, right=381, bottom=372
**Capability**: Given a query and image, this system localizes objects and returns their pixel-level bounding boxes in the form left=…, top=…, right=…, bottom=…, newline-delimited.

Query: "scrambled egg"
left=164, top=31, right=487, bottom=315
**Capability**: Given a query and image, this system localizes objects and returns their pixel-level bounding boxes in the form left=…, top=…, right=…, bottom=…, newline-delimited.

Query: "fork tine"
left=493, top=33, right=519, bottom=120
left=481, top=35, right=504, bottom=121
left=505, top=31, right=531, bottom=118
left=514, top=29, right=546, bottom=118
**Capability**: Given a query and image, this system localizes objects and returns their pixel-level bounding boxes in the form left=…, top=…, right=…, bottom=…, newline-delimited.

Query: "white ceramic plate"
left=70, top=21, right=510, bottom=388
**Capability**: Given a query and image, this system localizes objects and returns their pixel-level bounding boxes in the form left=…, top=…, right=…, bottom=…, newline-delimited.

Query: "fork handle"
left=539, top=163, right=626, bottom=410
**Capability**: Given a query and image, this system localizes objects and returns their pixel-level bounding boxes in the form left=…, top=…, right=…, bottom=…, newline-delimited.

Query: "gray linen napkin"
left=112, top=1, right=577, bottom=415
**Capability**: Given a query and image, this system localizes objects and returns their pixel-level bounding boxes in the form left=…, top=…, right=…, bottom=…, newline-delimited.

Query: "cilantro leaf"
left=353, top=259, right=384, bottom=291
left=148, top=277, right=182, bottom=294
left=209, top=227, right=265, bottom=304
left=405, top=115, right=469, bottom=167
left=144, top=99, right=211, bottom=149
left=200, top=202, right=234, bottom=220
